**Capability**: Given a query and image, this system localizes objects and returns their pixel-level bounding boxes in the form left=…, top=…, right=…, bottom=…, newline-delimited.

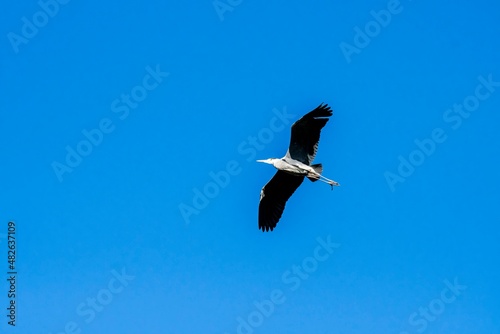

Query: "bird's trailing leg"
left=322, top=176, right=340, bottom=190
left=311, top=173, right=340, bottom=190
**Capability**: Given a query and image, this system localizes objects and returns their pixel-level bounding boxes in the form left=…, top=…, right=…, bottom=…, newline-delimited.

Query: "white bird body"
left=257, top=157, right=320, bottom=177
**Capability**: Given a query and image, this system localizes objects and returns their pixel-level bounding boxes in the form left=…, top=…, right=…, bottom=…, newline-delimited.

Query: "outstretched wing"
left=258, top=171, right=304, bottom=232
left=286, top=103, right=333, bottom=165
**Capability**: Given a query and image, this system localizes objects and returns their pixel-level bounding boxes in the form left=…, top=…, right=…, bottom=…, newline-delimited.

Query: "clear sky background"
left=1, top=0, right=500, bottom=333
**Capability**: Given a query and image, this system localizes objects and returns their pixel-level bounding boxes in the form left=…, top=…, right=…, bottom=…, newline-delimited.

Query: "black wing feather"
left=258, top=171, right=304, bottom=232
left=287, top=103, right=333, bottom=164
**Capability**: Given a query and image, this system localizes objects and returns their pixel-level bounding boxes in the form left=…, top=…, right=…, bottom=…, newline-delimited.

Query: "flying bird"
left=257, top=103, right=339, bottom=232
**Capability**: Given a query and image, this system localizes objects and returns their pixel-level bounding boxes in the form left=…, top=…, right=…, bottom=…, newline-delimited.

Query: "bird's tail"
left=307, top=164, right=323, bottom=182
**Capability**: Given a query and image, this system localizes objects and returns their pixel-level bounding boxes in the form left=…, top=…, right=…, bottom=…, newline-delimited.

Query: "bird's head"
left=256, top=158, right=275, bottom=165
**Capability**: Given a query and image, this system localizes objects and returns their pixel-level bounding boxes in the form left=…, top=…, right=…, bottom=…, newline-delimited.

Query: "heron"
left=257, top=103, right=339, bottom=232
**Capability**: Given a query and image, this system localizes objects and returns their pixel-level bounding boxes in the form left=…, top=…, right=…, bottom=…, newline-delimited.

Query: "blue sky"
left=1, top=0, right=500, bottom=333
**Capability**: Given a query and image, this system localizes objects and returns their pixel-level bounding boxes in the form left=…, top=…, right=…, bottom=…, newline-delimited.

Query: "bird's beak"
left=256, top=159, right=266, bottom=163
